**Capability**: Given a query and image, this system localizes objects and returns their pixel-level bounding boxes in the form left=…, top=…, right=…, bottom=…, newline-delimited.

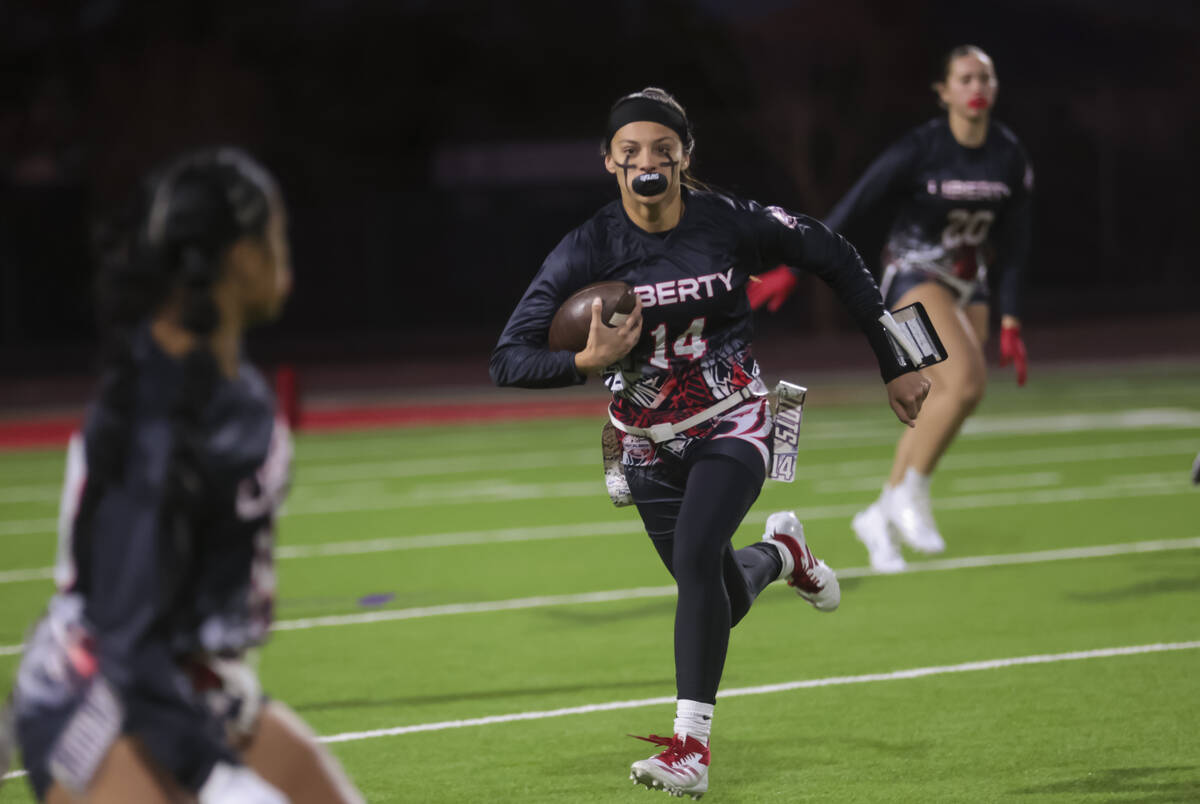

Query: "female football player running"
left=491, top=88, right=930, bottom=799
left=751, top=45, right=1034, bottom=572
left=5, top=149, right=363, bottom=803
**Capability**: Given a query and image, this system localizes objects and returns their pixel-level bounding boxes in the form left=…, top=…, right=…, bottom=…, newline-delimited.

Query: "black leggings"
left=627, top=438, right=781, bottom=704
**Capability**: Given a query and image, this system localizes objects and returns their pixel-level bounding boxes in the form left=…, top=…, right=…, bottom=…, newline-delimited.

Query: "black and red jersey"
left=825, top=117, right=1033, bottom=317
left=491, top=188, right=907, bottom=429
left=41, top=324, right=290, bottom=787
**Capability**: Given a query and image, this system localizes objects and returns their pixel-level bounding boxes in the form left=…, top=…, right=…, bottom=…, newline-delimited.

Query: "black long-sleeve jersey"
left=491, top=188, right=907, bottom=431
left=48, top=325, right=290, bottom=788
left=825, top=117, right=1033, bottom=318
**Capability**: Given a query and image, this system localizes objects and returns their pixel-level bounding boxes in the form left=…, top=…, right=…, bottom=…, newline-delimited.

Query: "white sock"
left=903, top=467, right=931, bottom=492
left=878, top=483, right=894, bottom=513
left=674, top=699, right=713, bottom=745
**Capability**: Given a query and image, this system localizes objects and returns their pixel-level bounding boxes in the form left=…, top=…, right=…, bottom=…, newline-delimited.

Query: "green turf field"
left=2, top=363, right=1199, bottom=802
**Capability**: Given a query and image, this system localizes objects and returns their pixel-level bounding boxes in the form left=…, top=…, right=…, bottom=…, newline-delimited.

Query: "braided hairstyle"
left=77, top=147, right=278, bottom=593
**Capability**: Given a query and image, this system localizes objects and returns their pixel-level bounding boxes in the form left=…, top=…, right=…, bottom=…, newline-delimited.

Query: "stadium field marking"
left=291, top=408, right=1200, bottom=478
left=279, top=472, right=1192, bottom=519
left=283, top=401, right=1200, bottom=461
left=0, top=475, right=1195, bottom=570
left=0, top=566, right=54, bottom=584
left=283, top=475, right=1193, bottom=529
left=315, top=641, right=1200, bottom=743
left=1, top=537, right=1197, bottom=656
left=2, top=643, right=1197, bottom=765
left=0, top=517, right=57, bottom=537
left=264, top=535, right=1200, bottom=632
left=1, top=434, right=1195, bottom=509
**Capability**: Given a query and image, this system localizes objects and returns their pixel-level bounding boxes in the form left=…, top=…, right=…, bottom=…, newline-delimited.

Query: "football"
left=547, top=281, right=637, bottom=352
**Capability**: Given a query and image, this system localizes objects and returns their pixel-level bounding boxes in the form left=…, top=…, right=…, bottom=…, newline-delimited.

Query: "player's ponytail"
left=82, top=149, right=275, bottom=569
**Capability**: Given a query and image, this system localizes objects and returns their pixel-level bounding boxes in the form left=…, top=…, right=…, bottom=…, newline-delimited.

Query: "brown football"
left=547, top=281, right=637, bottom=352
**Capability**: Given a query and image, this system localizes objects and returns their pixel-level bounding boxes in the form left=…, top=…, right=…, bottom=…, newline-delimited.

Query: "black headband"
left=605, top=97, right=691, bottom=150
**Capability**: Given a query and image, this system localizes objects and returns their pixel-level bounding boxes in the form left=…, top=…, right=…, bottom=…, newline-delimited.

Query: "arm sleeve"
left=993, top=151, right=1034, bottom=319
left=84, top=453, right=236, bottom=791
left=489, top=232, right=592, bottom=389
left=751, top=207, right=911, bottom=382
left=824, top=133, right=919, bottom=234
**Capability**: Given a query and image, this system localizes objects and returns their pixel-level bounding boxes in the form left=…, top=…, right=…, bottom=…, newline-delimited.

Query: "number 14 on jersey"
left=648, top=317, right=708, bottom=369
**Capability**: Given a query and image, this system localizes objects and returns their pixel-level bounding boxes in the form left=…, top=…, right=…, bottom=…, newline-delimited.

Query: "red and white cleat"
left=762, top=511, right=840, bottom=611
left=629, top=734, right=710, bottom=799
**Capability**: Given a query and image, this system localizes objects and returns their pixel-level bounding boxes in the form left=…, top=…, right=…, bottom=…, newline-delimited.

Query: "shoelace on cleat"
left=629, top=734, right=691, bottom=766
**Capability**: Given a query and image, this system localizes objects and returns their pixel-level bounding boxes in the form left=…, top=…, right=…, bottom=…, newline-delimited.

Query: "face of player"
left=604, top=121, right=690, bottom=205
left=938, top=51, right=997, bottom=122
left=226, top=195, right=293, bottom=325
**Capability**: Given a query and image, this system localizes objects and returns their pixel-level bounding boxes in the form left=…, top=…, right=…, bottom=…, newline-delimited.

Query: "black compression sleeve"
left=753, top=209, right=912, bottom=382
left=994, top=179, right=1032, bottom=319
left=84, top=470, right=237, bottom=791
left=490, top=233, right=591, bottom=389
left=824, top=132, right=918, bottom=234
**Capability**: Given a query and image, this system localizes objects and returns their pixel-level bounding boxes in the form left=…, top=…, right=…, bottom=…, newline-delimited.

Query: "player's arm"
left=754, top=210, right=930, bottom=424
left=994, top=153, right=1034, bottom=385
left=749, top=132, right=918, bottom=312
left=490, top=233, right=595, bottom=388
left=80, top=444, right=242, bottom=794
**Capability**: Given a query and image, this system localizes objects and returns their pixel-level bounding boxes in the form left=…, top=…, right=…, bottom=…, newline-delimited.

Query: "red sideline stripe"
left=299, top=399, right=608, bottom=432
left=0, top=399, right=609, bottom=450
left=0, top=418, right=80, bottom=450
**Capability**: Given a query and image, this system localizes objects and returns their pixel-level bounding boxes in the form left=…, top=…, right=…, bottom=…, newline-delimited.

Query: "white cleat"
left=852, top=503, right=906, bottom=574
left=762, top=511, right=840, bottom=612
left=630, top=734, right=709, bottom=799
left=886, top=470, right=946, bottom=555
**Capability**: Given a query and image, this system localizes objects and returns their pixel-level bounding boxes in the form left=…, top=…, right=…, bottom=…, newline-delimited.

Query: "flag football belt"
left=881, top=258, right=980, bottom=307
left=607, top=385, right=761, bottom=444
left=601, top=382, right=804, bottom=507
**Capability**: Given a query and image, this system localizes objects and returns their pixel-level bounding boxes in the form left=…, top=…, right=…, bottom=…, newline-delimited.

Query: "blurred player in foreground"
left=491, top=87, right=929, bottom=799
left=2, top=149, right=363, bottom=803
left=751, top=45, right=1035, bottom=572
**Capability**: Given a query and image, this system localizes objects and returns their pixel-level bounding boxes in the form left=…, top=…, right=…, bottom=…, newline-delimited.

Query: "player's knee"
left=672, top=544, right=723, bottom=586
left=957, top=363, right=987, bottom=410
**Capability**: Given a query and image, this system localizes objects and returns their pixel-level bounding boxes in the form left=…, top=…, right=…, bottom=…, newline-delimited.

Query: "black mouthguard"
left=632, top=172, right=668, bottom=196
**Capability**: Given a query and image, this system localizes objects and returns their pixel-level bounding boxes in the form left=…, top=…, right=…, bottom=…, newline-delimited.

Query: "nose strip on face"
left=632, top=172, right=668, bottom=196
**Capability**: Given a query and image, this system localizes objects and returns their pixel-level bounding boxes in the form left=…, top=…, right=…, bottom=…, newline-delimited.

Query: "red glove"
left=999, top=322, right=1028, bottom=387
left=746, top=265, right=798, bottom=312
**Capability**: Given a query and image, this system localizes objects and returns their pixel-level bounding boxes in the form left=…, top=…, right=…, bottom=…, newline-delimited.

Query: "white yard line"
left=3, top=641, right=1194, bottom=772
left=5, top=641, right=1195, bottom=775
left=1, top=434, right=1195, bottom=510
left=265, top=535, right=1200, bottom=633
left=317, top=641, right=1200, bottom=743
left=1, top=477, right=1195, bottom=576
left=0, top=517, right=56, bottom=537
left=280, top=480, right=1190, bottom=542
left=7, top=408, right=1194, bottom=502
left=1, top=534, right=1197, bottom=674
left=6, top=536, right=1190, bottom=657
left=0, top=566, right=54, bottom=584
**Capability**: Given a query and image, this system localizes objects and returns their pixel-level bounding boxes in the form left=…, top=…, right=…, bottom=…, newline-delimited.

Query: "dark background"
left=1, top=0, right=1197, bottom=385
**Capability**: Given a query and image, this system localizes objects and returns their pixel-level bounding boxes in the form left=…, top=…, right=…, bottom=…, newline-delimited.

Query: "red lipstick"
left=968, top=97, right=989, bottom=110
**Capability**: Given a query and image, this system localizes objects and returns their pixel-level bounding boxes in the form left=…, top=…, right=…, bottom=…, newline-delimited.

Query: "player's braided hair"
left=80, top=148, right=275, bottom=588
